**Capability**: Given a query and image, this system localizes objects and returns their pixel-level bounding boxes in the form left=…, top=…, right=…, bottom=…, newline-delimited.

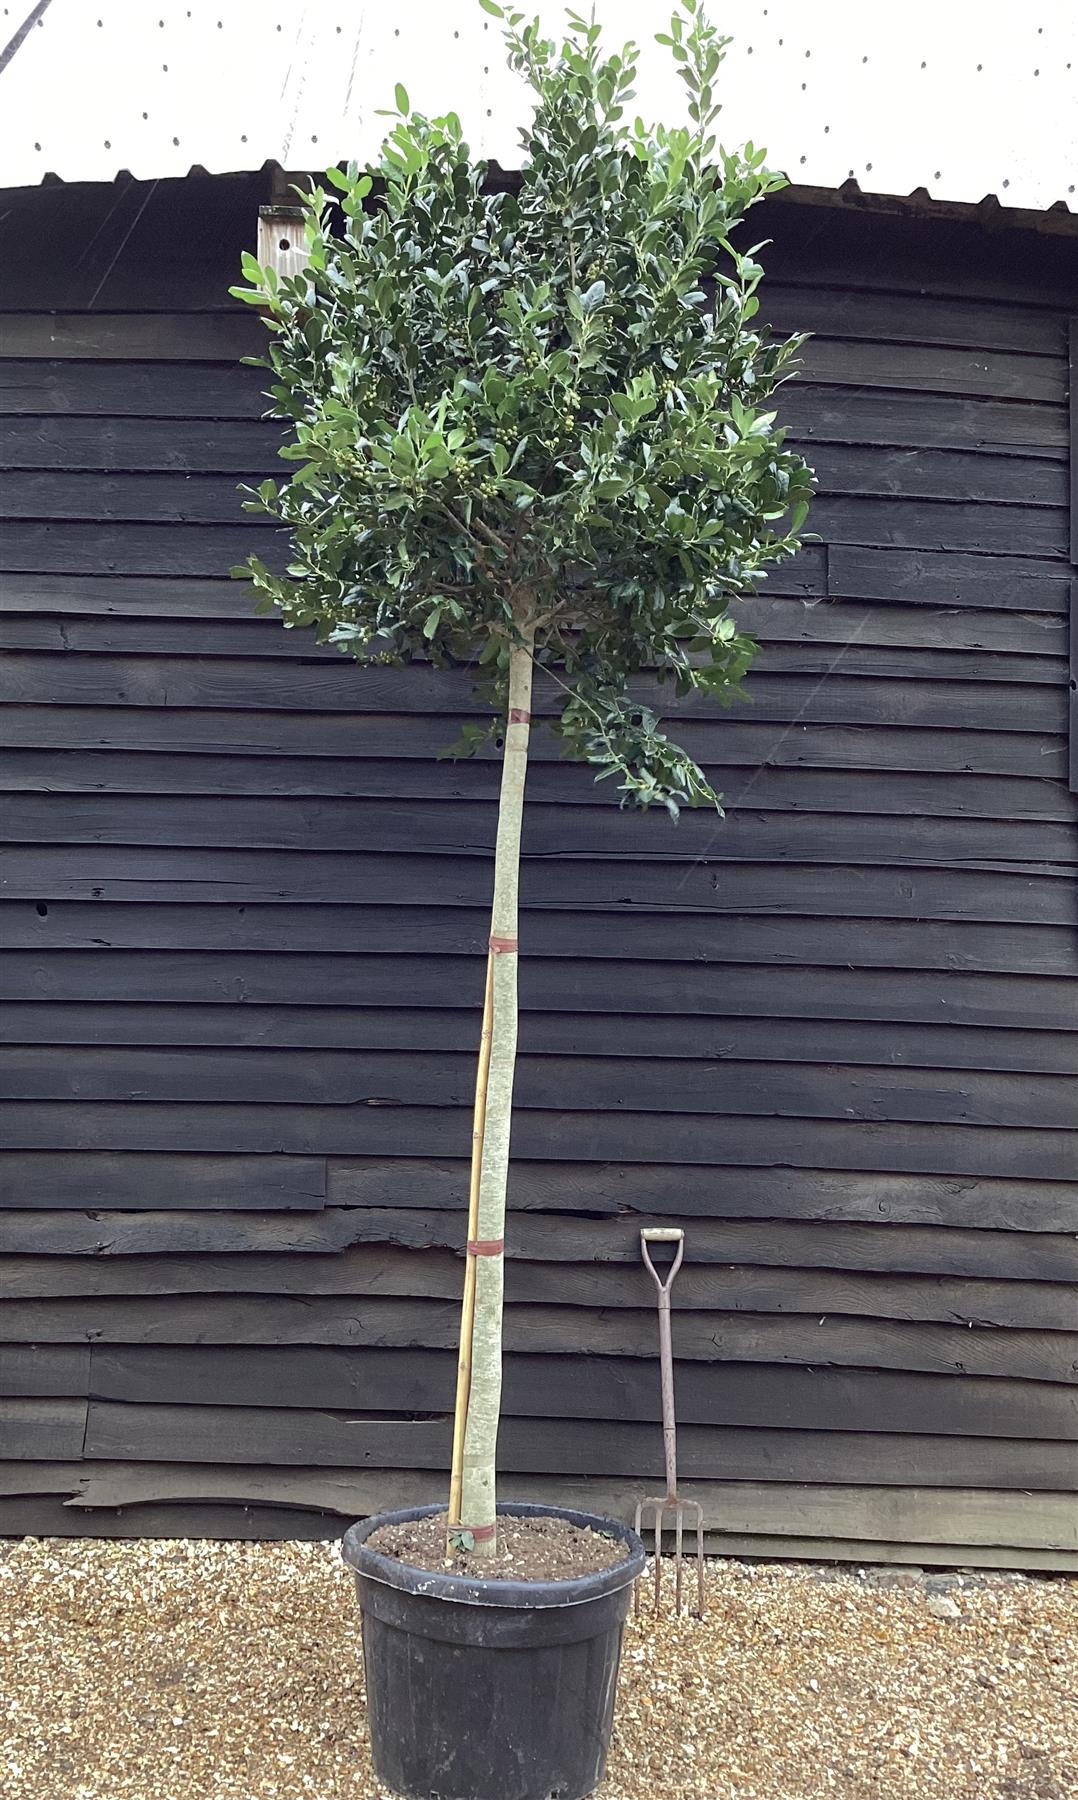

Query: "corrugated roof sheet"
left=1, top=0, right=1076, bottom=217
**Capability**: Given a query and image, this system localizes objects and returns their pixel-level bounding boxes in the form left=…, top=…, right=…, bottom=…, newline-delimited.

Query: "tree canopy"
left=233, top=0, right=813, bottom=815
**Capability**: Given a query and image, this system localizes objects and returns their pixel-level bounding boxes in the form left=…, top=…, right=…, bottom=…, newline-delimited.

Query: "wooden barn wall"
left=0, top=176, right=1076, bottom=1565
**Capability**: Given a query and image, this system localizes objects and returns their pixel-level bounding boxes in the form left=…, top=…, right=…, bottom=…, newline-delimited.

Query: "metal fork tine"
left=632, top=1495, right=705, bottom=1618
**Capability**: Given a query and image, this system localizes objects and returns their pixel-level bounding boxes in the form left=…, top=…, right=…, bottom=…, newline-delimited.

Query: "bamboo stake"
left=447, top=950, right=494, bottom=1533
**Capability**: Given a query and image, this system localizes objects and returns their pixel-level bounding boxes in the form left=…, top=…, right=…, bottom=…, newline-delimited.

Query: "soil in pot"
left=367, top=1509, right=630, bottom=1581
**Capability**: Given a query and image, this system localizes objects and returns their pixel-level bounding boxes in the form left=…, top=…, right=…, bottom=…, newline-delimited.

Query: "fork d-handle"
left=640, top=1228, right=684, bottom=1498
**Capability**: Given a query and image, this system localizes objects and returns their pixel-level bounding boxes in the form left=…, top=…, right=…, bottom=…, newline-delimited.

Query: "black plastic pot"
left=341, top=1501, right=646, bottom=1800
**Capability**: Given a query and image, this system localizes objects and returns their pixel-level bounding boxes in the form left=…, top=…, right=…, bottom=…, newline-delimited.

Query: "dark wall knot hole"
left=35, top=902, right=48, bottom=918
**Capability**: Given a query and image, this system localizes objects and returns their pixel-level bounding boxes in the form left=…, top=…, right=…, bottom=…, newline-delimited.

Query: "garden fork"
left=633, top=1227, right=706, bottom=1618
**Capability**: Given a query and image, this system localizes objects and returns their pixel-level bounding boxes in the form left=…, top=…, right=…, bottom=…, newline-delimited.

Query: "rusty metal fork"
left=633, top=1227, right=705, bottom=1619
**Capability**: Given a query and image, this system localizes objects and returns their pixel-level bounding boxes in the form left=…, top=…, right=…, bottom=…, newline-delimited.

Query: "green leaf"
left=579, top=279, right=606, bottom=313
left=478, top=0, right=504, bottom=14
left=395, top=82, right=410, bottom=115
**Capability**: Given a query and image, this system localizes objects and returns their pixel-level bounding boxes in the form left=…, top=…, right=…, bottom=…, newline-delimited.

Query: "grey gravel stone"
left=926, top=1592, right=963, bottom=1620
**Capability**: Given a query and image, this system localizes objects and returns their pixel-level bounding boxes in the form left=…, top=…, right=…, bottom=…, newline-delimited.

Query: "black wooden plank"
left=89, top=1346, right=1078, bottom=1440
left=5, top=415, right=1067, bottom=500
left=2, top=1003, right=1074, bottom=1076
left=798, top=340, right=1064, bottom=402
left=1, top=578, right=1069, bottom=657
left=4, top=709, right=1065, bottom=778
left=5, top=752, right=1073, bottom=824
left=0, top=574, right=258, bottom=618
left=810, top=496, right=1067, bottom=558
left=0, top=530, right=819, bottom=600
left=0, top=1151, right=326, bottom=1211
left=4, top=857, right=1074, bottom=926
left=4, top=1047, right=1072, bottom=1130
left=3, top=955, right=1072, bottom=1030
left=0, top=313, right=261, bottom=360
left=0, top=1495, right=340, bottom=1540
left=5, top=794, right=1073, bottom=865
left=779, top=385, right=1067, bottom=455
left=2, top=916, right=1074, bottom=988
left=6, top=1294, right=1075, bottom=1381
left=748, top=599, right=1069, bottom=656
left=806, top=444, right=1067, bottom=505
left=0, top=418, right=283, bottom=476
left=762, top=287, right=1066, bottom=356
left=76, top=743, right=1059, bottom=810
left=1, top=1104, right=1073, bottom=1180
left=0, top=344, right=1062, bottom=419
left=0, top=358, right=266, bottom=417
left=0, top=614, right=1066, bottom=682
left=829, top=546, right=1071, bottom=613
left=5, top=475, right=1069, bottom=559
left=7, top=1475, right=1075, bottom=1557
left=4, top=1148, right=1061, bottom=1233
left=0, top=1344, right=91, bottom=1396
left=0, top=1398, right=87, bottom=1459
left=0, top=621, right=354, bottom=670
left=327, top=1159, right=1078, bottom=1233
left=6, top=297, right=1065, bottom=362
left=11, top=1249, right=1074, bottom=1331
left=0, top=522, right=285, bottom=577
left=1, top=419, right=1068, bottom=514
left=8, top=1208, right=1076, bottom=1282
left=7, top=906, right=1076, bottom=976
left=0, top=472, right=259, bottom=525
left=77, top=1401, right=1078, bottom=1489
left=1, top=654, right=1064, bottom=729
left=763, top=287, right=1067, bottom=356
left=44, top=1464, right=1078, bottom=1550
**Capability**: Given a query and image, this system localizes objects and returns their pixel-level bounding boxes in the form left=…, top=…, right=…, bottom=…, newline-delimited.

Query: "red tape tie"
left=488, top=935, right=518, bottom=954
left=508, top=707, right=531, bottom=723
left=467, top=1237, right=505, bottom=1257
left=459, top=1521, right=498, bottom=1542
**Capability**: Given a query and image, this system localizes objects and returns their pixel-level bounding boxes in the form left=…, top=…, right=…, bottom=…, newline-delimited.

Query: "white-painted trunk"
left=459, top=629, right=534, bottom=1555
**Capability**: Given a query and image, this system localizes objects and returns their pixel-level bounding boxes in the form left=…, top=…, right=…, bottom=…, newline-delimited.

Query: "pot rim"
left=341, top=1500, right=646, bottom=1610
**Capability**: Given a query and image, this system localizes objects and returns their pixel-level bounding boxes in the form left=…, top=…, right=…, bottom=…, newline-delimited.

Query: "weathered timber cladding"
left=1, top=177, right=1077, bottom=1561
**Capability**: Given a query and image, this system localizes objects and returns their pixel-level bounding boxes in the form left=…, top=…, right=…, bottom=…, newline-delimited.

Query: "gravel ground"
left=1, top=1536, right=1075, bottom=1800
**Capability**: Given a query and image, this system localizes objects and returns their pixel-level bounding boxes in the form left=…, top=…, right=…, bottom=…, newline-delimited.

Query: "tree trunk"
left=458, top=627, right=534, bottom=1555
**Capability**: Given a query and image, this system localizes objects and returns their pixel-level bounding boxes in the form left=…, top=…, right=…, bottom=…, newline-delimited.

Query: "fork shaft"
left=657, top=1285, right=678, bottom=1497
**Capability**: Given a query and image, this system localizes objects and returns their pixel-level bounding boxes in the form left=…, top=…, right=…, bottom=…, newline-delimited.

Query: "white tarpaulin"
left=1, top=0, right=1075, bottom=215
